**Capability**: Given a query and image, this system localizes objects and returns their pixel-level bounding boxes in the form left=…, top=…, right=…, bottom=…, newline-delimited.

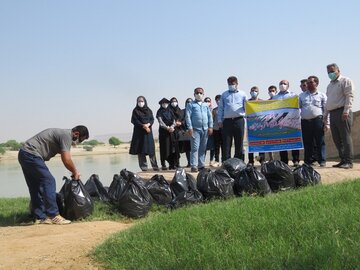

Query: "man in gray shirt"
left=324, top=63, right=354, bottom=169
left=18, top=125, right=89, bottom=224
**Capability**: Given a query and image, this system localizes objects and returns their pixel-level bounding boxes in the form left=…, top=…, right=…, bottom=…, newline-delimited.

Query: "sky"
left=1, top=0, right=359, bottom=142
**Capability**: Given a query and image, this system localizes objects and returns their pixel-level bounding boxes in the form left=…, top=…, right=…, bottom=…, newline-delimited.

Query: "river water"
left=0, top=153, right=194, bottom=198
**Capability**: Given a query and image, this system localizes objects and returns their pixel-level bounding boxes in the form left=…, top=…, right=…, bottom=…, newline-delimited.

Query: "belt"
left=329, top=106, right=344, bottom=112
left=225, top=116, right=243, bottom=120
left=303, top=115, right=323, bottom=121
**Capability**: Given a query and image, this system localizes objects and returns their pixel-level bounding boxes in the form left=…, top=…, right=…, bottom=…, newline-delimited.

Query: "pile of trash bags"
left=53, top=158, right=321, bottom=220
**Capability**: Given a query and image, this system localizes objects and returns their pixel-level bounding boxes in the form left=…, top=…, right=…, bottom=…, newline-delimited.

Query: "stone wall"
left=325, top=110, right=360, bottom=159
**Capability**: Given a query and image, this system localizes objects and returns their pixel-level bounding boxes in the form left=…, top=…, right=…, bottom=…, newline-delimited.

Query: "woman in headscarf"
left=129, top=96, right=159, bottom=171
left=156, top=98, right=179, bottom=170
left=179, top=98, right=193, bottom=167
left=169, top=97, right=183, bottom=168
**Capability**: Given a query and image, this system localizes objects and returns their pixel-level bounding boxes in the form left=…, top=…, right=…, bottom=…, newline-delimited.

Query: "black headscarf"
left=133, top=96, right=153, bottom=118
left=169, top=97, right=182, bottom=120
left=156, top=97, right=174, bottom=125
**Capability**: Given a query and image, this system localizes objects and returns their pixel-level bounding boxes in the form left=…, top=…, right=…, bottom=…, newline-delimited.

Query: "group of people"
left=18, top=62, right=354, bottom=225
left=129, top=63, right=355, bottom=172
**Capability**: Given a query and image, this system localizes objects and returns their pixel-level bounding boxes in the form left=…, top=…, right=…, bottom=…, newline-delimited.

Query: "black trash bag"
left=293, top=163, right=321, bottom=187
left=84, top=174, right=110, bottom=202
left=108, top=174, right=127, bottom=204
left=221, top=158, right=247, bottom=178
left=170, top=168, right=203, bottom=208
left=115, top=169, right=153, bottom=218
left=234, top=165, right=271, bottom=196
left=59, top=177, right=94, bottom=220
left=261, top=160, right=295, bottom=191
left=145, top=174, right=173, bottom=205
left=196, top=168, right=234, bottom=199
left=56, top=192, right=65, bottom=217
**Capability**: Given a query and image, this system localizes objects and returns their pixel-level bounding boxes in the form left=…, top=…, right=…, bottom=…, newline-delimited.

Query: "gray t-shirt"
left=21, top=128, right=72, bottom=161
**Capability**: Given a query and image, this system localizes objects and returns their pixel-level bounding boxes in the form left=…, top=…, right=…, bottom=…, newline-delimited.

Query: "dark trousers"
left=301, top=116, right=326, bottom=164
left=212, top=129, right=222, bottom=162
left=18, top=149, right=58, bottom=220
left=279, top=150, right=300, bottom=164
left=330, top=108, right=353, bottom=164
left=248, top=152, right=265, bottom=164
left=222, top=117, right=245, bottom=161
left=138, top=153, right=159, bottom=170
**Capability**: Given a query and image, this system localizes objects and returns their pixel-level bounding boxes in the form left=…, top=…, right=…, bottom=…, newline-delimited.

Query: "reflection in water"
left=0, top=152, right=208, bottom=198
left=0, top=153, right=140, bottom=198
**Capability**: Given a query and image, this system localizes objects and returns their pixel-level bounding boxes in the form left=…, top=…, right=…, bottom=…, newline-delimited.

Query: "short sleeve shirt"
left=21, top=128, right=72, bottom=161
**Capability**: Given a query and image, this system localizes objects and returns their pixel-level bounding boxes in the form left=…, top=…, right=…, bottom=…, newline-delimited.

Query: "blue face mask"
left=328, top=72, right=337, bottom=81
left=250, top=91, right=258, bottom=98
left=229, top=85, right=237, bottom=91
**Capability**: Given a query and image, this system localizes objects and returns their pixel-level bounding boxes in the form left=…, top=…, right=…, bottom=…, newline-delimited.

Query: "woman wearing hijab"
left=169, top=97, right=183, bottom=168
left=129, top=96, right=159, bottom=171
left=178, top=98, right=193, bottom=167
left=156, top=98, right=179, bottom=170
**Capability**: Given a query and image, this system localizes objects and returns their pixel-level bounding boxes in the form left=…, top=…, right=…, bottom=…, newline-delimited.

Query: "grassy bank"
left=93, top=180, right=360, bottom=270
left=0, top=198, right=130, bottom=226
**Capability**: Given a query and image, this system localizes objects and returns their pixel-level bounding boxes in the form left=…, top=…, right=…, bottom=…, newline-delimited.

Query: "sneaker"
left=191, top=167, right=198, bottom=172
left=161, top=166, right=168, bottom=171
left=292, top=161, right=299, bottom=167
left=34, top=218, right=49, bottom=225
left=332, top=161, right=344, bottom=168
left=319, top=162, right=326, bottom=167
left=338, top=163, right=353, bottom=169
left=153, top=167, right=160, bottom=171
left=47, top=215, right=71, bottom=225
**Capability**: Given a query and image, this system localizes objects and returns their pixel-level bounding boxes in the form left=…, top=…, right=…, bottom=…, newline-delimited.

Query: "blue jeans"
left=190, top=129, right=208, bottom=169
left=18, top=149, right=59, bottom=219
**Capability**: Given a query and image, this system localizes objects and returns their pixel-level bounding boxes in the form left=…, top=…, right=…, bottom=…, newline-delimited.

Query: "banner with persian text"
left=245, top=97, right=303, bottom=153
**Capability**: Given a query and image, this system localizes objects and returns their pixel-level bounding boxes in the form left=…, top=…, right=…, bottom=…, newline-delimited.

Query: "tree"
left=0, top=146, right=5, bottom=155
left=82, top=139, right=102, bottom=146
left=108, top=137, right=121, bottom=147
left=4, top=140, right=22, bottom=151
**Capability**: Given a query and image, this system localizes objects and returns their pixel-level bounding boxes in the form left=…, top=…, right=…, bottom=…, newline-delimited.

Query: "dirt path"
left=0, top=221, right=131, bottom=270
left=0, top=161, right=359, bottom=270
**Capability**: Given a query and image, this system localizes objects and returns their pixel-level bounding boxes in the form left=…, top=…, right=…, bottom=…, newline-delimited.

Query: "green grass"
left=0, top=198, right=134, bottom=226
left=92, top=179, right=360, bottom=270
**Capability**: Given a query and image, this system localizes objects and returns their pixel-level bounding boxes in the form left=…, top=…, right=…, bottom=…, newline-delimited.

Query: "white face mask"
left=269, top=92, right=275, bottom=98
left=279, top=84, right=289, bottom=92
left=138, top=101, right=145, bottom=108
left=162, top=103, right=169, bottom=109
left=171, top=102, right=178, bottom=108
left=229, top=84, right=237, bottom=91
left=194, top=93, right=203, bottom=101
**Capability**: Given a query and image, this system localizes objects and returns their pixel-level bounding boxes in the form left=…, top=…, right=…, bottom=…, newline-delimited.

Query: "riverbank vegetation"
left=92, top=180, right=360, bottom=270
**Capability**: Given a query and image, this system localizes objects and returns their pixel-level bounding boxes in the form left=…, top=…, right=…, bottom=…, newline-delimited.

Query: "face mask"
left=162, top=103, right=169, bottom=109
left=229, top=85, right=237, bottom=91
left=138, top=101, right=145, bottom=108
left=279, top=84, right=289, bottom=92
left=328, top=72, right=337, bottom=81
left=269, top=92, right=275, bottom=98
left=194, top=93, right=203, bottom=101
left=171, top=102, right=178, bottom=108
left=216, top=100, right=219, bottom=105
left=250, top=91, right=258, bottom=98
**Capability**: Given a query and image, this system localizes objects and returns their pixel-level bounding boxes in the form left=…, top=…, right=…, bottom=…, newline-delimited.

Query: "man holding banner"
left=246, top=80, right=303, bottom=165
